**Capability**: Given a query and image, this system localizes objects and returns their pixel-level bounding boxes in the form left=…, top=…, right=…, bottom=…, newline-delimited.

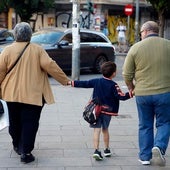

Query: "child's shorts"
left=90, top=113, right=111, bottom=129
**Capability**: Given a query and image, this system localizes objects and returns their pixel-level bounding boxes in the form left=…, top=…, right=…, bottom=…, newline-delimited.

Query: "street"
left=49, top=55, right=126, bottom=84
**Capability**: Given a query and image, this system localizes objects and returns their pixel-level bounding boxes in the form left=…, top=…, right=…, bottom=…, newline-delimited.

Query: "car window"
left=80, top=32, right=107, bottom=43
left=31, top=32, right=63, bottom=44
left=61, top=33, right=72, bottom=43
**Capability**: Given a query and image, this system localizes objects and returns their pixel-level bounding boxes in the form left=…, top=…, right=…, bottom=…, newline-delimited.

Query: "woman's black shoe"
left=20, top=153, right=35, bottom=163
left=13, top=147, right=21, bottom=155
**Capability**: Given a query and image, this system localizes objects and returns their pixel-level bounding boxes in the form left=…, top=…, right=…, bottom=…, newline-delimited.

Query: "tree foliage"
left=0, top=0, right=55, bottom=21
left=0, top=0, right=12, bottom=12
left=146, top=0, right=170, bottom=37
left=146, top=0, right=170, bottom=12
left=0, top=0, right=55, bottom=30
left=11, top=0, right=55, bottom=21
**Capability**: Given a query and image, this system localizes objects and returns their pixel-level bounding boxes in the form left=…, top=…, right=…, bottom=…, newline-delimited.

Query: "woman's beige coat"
left=0, top=42, right=70, bottom=106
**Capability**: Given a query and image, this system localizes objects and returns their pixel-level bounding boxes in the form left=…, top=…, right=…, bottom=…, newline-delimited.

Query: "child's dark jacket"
left=72, top=77, right=132, bottom=116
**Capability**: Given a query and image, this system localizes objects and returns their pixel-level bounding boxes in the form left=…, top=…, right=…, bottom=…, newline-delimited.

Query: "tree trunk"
left=0, top=12, right=8, bottom=28
left=158, top=10, right=165, bottom=37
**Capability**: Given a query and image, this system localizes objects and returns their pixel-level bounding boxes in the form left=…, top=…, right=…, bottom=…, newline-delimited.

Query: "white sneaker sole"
left=152, top=147, right=166, bottom=166
left=104, top=153, right=112, bottom=157
left=138, top=159, right=150, bottom=165
left=93, top=154, right=103, bottom=161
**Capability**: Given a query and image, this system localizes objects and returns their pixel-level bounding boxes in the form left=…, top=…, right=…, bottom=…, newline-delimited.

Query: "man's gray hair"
left=13, top=22, right=32, bottom=42
left=142, top=21, right=159, bottom=34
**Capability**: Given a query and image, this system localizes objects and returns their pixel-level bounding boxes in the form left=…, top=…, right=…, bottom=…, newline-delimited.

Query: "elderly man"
left=122, top=21, right=170, bottom=166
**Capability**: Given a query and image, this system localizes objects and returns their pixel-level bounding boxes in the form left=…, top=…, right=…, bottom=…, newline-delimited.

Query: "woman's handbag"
left=0, top=99, right=9, bottom=131
left=83, top=98, right=102, bottom=125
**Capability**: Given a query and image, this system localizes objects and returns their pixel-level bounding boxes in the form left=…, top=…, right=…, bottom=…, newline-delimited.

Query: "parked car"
left=0, top=29, right=14, bottom=53
left=0, top=29, right=14, bottom=44
left=31, top=28, right=115, bottom=73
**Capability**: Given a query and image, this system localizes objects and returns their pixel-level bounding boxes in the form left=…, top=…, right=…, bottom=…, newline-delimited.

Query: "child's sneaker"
left=104, top=148, right=111, bottom=157
left=93, top=149, right=103, bottom=161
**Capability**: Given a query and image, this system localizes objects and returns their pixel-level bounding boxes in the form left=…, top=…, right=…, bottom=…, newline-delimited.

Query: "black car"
left=0, top=29, right=14, bottom=53
left=0, top=29, right=14, bottom=45
left=31, top=28, right=115, bottom=73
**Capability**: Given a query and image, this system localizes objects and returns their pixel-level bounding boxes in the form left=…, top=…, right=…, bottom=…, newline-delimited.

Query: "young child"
left=68, top=61, right=133, bottom=161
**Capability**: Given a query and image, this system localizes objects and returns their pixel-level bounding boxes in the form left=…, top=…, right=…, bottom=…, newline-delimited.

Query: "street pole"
left=71, top=0, right=80, bottom=80
left=135, top=0, right=139, bottom=42
left=127, top=15, right=130, bottom=45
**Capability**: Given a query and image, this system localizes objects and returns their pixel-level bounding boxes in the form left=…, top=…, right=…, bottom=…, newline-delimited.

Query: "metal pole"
left=71, top=0, right=80, bottom=80
left=127, top=15, right=130, bottom=45
left=135, top=0, right=139, bottom=42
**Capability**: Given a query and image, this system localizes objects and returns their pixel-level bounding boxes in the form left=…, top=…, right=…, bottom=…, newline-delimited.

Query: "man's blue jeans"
left=136, top=92, right=170, bottom=161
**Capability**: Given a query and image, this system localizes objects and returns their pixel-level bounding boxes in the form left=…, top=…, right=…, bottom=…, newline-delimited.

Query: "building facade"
left=53, top=0, right=154, bottom=44
left=0, top=0, right=169, bottom=43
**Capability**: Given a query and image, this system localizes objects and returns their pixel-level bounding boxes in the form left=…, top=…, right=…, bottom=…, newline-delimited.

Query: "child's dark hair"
left=101, top=61, right=117, bottom=78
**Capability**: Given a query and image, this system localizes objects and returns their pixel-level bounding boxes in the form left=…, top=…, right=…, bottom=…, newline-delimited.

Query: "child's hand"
left=67, top=81, right=72, bottom=85
left=129, top=89, right=135, bottom=97
left=131, top=90, right=135, bottom=96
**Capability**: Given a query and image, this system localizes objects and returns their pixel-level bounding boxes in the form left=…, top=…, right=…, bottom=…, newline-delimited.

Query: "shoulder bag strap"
left=6, top=42, right=30, bottom=75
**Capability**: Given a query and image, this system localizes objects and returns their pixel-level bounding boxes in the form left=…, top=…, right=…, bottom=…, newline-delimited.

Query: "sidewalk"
left=114, top=43, right=130, bottom=56
left=0, top=79, right=169, bottom=170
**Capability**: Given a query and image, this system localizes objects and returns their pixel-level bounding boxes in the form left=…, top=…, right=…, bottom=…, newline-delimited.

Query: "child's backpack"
left=83, top=98, right=102, bottom=125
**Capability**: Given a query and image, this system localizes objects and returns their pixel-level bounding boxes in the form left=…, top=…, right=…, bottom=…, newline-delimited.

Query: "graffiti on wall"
left=55, top=11, right=136, bottom=45
left=56, top=12, right=72, bottom=28
left=56, top=11, right=94, bottom=29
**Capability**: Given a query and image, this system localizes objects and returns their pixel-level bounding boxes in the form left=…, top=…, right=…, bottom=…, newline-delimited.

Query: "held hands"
left=132, top=90, right=135, bottom=96
left=67, top=81, right=72, bottom=86
left=129, top=89, right=135, bottom=97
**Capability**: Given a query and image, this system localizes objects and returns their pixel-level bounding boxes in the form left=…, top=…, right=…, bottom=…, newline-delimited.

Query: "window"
left=62, top=33, right=72, bottom=43
left=80, top=32, right=107, bottom=43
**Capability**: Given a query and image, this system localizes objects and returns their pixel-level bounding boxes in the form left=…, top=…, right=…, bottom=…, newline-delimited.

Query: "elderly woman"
left=0, top=22, right=70, bottom=163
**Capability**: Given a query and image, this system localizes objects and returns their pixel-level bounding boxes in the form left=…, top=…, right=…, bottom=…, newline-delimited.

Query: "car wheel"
left=93, top=55, right=107, bottom=73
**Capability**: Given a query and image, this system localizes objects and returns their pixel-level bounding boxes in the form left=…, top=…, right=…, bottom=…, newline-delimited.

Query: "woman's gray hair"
left=13, top=22, right=32, bottom=42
